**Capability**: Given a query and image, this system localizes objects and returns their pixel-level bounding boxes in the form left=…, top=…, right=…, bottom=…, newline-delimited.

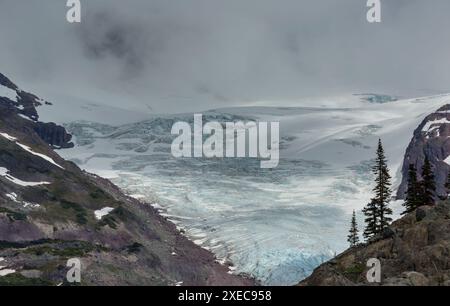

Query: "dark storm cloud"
left=1, top=0, right=450, bottom=112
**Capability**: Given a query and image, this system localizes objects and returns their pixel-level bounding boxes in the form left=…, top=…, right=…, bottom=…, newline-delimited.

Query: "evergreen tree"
left=363, top=139, right=393, bottom=240
left=363, top=199, right=378, bottom=240
left=347, top=210, right=360, bottom=247
left=403, top=164, right=420, bottom=214
left=372, top=139, right=393, bottom=232
left=420, top=156, right=436, bottom=206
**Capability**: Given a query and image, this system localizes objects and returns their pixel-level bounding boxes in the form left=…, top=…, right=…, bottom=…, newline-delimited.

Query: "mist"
left=1, top=0, right=450, bottom=113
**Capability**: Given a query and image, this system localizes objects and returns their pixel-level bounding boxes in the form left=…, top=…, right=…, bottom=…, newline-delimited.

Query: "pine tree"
left=363, top=199, right=378, bottom=240
left=403, top=164, right=420, bottom=214
left=420, top=156, right=436, bottom=206
left=363, top=139, right=393, bottom=240
left=347, top=210, right=360, bottom=247
left=372, top=139, right=393, bottom=232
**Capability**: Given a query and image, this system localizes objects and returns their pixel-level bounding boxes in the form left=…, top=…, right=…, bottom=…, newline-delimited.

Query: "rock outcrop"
left=397, top=105, right=450, bottom=199
left=33, top=122, right=73, bottom=149
left=0, top=72, right=73, bottom=148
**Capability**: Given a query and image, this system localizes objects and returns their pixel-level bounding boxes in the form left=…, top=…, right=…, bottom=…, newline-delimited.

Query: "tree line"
left=347, top=139, right=443, bottom=247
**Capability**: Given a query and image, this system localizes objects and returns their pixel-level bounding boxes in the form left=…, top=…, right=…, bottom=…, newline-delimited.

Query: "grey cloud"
left=1, top=0, right=450, bottom=113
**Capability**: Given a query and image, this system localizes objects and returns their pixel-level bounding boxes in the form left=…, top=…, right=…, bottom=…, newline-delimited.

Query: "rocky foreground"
left=300, top=201, right=450, bottom=286
left=0, top=72, right=254, bottom=286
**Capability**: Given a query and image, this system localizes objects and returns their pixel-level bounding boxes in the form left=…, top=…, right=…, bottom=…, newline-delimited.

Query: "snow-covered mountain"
left=50, top=92, right=450, bottom=285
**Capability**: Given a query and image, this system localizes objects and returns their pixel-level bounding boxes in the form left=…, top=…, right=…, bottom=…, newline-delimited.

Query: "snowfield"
left=51, top=93, right=450, bottom=285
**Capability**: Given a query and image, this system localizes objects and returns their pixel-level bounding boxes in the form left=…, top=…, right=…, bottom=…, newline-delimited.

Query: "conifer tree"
left=363, top=139, right=392, bottom=240
left=363, top=199, right=378, bottom=240
left=403, top=164, right=420, bottom=214
left=420, top=156, right=436, bottom=206
left=347, top=210, right=360, bottom=247
left=372, top=139, right=393, bottom=232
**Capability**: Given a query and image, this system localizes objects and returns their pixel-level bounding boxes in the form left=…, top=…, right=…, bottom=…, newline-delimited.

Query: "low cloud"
left=1, top=0, right=450, bottom=113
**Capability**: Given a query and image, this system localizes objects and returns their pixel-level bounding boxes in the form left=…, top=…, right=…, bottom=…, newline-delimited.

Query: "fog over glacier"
left=2, top=0, right=450, bottom=285
left=1, top=0, right=450, bottom=112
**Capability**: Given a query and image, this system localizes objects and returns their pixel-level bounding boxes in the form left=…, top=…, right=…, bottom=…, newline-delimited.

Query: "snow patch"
left=0, top=269, right=16, bottom=277
left=0, top=167, right=51, bottom=187
left=0, top=256, right=15, bottom=277
left=0, top=132, right=17, bottom=141
left=16, top=143, right=64, bottom=169
left=0, top=131, right=64, bottom=169
left=94, top=207, right=115, bottom=220
left=422, top=118, right=450, bottom=132
left=18, top=114, right=34, bottom=121
left=444, top=156, right=450, bottom=166
left=5, top=192, right=19, bottom=202
left=7, top=192, right=41, bottom=208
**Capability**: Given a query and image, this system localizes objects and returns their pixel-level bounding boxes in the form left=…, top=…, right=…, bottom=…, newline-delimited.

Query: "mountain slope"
left=0, top=73, right=253, bottom=286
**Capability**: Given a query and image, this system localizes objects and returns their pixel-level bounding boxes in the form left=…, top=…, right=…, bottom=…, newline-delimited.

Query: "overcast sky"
left=1, top=0, right=450, bottom=113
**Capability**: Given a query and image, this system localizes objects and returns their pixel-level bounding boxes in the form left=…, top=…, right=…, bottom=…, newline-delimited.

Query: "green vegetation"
left=347, top=210, right=360, bottom=247
left=98, top=214, right=118, bottom=229
left=0, top=207, right=27, bottom=222
left=403, top=164, right=421, bottom=214
left=0, top=273, right=53, bottom=286
left=0, top=239, right=54, bottom=250
left=60, top=200, right=88, bottom=225
left=403, top=157, right=437, bottom=215
left=420, top=157, right=436, bottom=206
left=126, top=242, right=143, bottom=254
left=97, top=206, right=132, bottom=230
left=363, top=139, right=393, bottom=240
left=89, top=188, right=108, bottom=200
left=341, top=263, right=365, bottom=282
left=0, top=239, right=107, bottom=258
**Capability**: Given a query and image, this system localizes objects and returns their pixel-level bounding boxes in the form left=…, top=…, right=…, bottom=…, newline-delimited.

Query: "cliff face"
left=300, top=201, right=450, bottom=286
left=0, top=73, right=253, bottom=286
left=0, top=73, right=73, bottom=149
left=397, top=105, right=450, bottom=199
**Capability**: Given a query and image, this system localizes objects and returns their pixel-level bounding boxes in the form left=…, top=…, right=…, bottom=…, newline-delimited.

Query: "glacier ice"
left=58, top=94, right=450, bottom=285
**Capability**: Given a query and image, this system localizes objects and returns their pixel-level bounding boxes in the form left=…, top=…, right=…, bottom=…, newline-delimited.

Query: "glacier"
left=45, top=93, right=450, bottom=285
